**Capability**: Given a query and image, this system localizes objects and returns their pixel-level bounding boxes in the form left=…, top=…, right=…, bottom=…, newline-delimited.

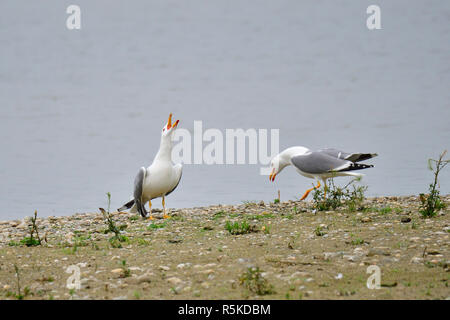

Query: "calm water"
left=1, top=1, right=449, bottom=219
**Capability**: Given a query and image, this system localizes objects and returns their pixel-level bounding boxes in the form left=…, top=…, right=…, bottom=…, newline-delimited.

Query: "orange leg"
left=300, top=181, right=321, bottom=201
left=162, top=196, right=170, bottom=219
left=146, top=200, right=154, bottom=220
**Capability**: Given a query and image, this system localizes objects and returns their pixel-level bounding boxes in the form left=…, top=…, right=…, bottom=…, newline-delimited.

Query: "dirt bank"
left=0, top=195, right=448, bottom=300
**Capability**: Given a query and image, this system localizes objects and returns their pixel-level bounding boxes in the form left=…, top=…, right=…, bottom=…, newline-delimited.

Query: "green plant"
left=239, top=267, right=274, bottom=296
left=100, top=193, right=128, bottom=247
left=351, top=238, right=365, bottom=245
left=225, top=220, right=255, bottom=235
left=21, top=210, right=42, bottom=247
left=419, top=150, right=449, bottom=218
left=262, top=224, right=271, bottom=234
left=312, top=177, right=367, bottom=212
left=13, top=264, right=28, bottom=300
left=213, top=210, right=226, bottom=220
left=120, top=260, right=131, bottom=278
left=314, top=225, right=327, bottom=237
left=8, top=241, right=21, bottom=247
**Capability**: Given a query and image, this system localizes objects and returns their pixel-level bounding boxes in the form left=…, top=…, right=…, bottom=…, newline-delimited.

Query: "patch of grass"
left=213, top=210, right=226, bottom=220
left=228, top=212, right=242, bottom=218
left=262, top=224, right=271, bottom=234
left=242, top=200, right=258, bottom=207
left=378, top=207, right=393, bottom=215
left=129, top=215, right=140, bottom=221
left=133, top=238, right=151, bottom=246
left=419, top=150, right=449, bottom=218
left=120, top=260, right=131, bottom=278
left=239, top=267, right=275, bottom=296
left=225, top=220, right=254, bottom=235
left=312, top=177, right=367, bottom=212
left=351, top=238, right=365, bottom=245
left=147, top=222, right=167, bottom=230
left=273, top=198, right=280, bottom=204
left=72, top=233, right=91, bottom=247
left=314, top=226, right=327, bottom=237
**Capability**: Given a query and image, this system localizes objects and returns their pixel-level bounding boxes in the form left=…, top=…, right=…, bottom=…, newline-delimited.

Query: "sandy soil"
left=0, top=195, right=448, bottom=300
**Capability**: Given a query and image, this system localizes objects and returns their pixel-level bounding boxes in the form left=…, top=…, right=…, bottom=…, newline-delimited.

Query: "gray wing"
left=133, top=167, right=146, bottom=201
left=291, top=152, right=352, bottom=174
left=318, top=148, right=378, bottom=162
left=317, top=148, right=351, bottom=160
left=134, top=167, right=148, bottom=217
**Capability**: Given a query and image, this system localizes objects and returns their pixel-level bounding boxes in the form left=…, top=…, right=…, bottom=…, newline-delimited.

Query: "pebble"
left=167, top=277, right=183, bottom=286
left=111, top=268, right=123, bottom=274
left=410, top=257, right=424, bottom=264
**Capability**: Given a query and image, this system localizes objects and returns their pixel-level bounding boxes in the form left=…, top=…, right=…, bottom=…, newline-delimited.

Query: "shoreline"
left=0, top=195, right=448, bottom=300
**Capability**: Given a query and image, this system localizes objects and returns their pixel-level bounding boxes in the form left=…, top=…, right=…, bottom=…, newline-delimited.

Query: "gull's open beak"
left=167, top=113, right=180, bottom=129
left=269, top=168, right=276, bottom=182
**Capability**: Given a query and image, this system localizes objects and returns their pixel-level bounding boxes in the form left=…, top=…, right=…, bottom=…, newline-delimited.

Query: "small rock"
left=167, top=277, right=183, bottom=286
left=367, top=248, right=390, bottom=257
left=401, top=217, right=411, bottom=223
left=111, top=268, right=124, bottom=274
left=334, top=273, right=343, bottom=280
left=411, top=257, right=424, bottom=264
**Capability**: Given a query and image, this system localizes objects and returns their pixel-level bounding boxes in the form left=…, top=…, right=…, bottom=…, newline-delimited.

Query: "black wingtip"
left=136, top=201, right=147, bottom=218
left=340, top=162, right=374, bottom=172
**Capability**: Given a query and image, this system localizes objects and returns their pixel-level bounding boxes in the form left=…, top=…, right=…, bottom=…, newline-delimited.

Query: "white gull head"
left=269, top=146, right=310, bottom=181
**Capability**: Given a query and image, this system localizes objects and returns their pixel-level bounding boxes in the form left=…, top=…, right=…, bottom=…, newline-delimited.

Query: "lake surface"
left=1, top=1, right=449, bottom=219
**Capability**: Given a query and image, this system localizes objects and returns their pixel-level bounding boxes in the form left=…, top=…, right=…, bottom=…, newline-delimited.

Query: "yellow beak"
left=269, top=168, right=276, bottom=182
left=167, top=113, right=179, bottom=129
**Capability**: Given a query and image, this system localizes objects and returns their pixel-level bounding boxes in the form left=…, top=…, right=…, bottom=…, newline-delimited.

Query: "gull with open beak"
left=118, top=113, right=182, bottom=219
left=269, top=146, right=377, bottom=200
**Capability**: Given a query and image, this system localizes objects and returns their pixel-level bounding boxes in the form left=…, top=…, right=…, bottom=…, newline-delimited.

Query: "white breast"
left=142, top=162, right=176, bottom=200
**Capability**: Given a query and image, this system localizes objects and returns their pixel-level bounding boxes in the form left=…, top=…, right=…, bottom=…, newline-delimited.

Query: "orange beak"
left=269, top=168, right=277, bottom=182
left=167, top=113, right=180, bottom=129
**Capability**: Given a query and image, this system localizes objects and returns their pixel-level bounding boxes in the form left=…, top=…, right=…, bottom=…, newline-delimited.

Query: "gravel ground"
left=0, top=195, right=449, bottom=300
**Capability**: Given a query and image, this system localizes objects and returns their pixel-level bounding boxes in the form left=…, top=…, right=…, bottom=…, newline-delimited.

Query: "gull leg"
left=147, top=200, right=154, bottom=220
left=162, top=196, right=170, bottom=219
left=300, top=181, right=321, bottom=201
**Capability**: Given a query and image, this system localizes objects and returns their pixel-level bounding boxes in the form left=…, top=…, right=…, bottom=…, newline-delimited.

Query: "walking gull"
left=118, top=113, right=182, bottom=219
left=269, top=146, right=377, bottom=200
